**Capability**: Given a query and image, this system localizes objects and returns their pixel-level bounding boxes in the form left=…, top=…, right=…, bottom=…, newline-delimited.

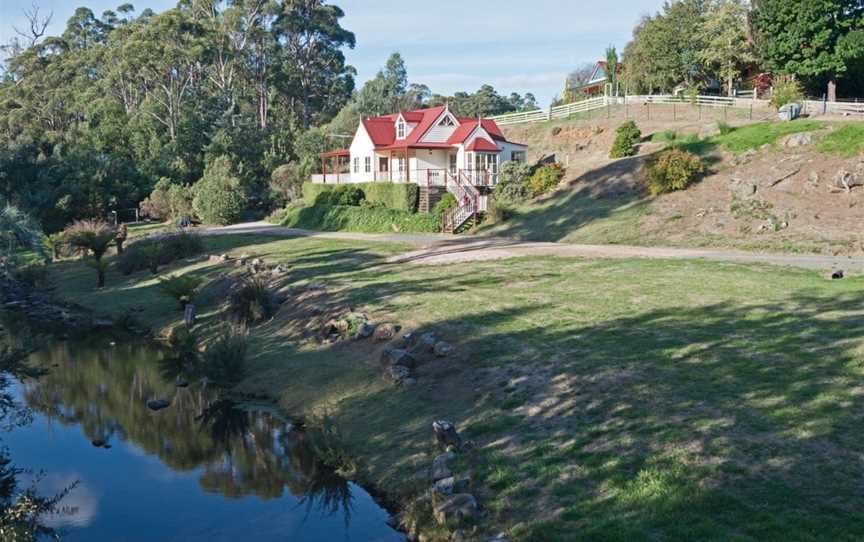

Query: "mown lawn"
left=52, top=234, right=864, bottom=541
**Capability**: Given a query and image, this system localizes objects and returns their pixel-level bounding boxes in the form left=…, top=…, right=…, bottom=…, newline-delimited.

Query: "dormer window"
left=397, top=119, right=406, bottom=139
left=438, top=116, right=455, bottom=127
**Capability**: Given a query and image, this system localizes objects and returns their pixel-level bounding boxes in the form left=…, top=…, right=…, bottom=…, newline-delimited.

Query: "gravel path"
left=207, top=222, right=863, bottom=272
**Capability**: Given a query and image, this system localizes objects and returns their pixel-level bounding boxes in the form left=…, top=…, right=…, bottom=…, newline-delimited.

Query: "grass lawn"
left=817, top=123, right=864, bottom=157
left=50, top=233, right=864, bottom=541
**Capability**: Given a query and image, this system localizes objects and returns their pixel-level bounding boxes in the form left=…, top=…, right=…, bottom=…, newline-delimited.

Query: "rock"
left=381, top=347, right=416, bottom=368
left=384, top=365, right=412, bottom=385
left=433, top=341, right=455, bottom=357
left=355, top=322, right=377, bottom=339
left=208, top=254, right=231, bottom=263
left=146, top=398, right=171, bottom=411
left=433, top=493, right=478, bottom=525
left=411, top=332, right=438, bottom=354
left=831, top=270, right=845, bottom=280
left=373, top=323, right=399, bottom=341
left=782, top=132, right=813, bottom=147
left=732, top=149, right=758, bottom=166
left=832, top=168, right=863, bottom=193
left=729, top=178, right=757, bottom=200
left=699, top=122, right=721, bottom=138
left=433, top=476, right=470, bottom=497
left=433, top=420, right=462, bottom=450
left=431, top=452, right=456, bottom=482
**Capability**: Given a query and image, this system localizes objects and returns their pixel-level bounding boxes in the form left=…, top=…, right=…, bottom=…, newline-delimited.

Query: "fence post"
left=647, top=102, right=650, bottom=121
left=749, top=103, right=753, bottom=121
left=673, top=103, right=676, bottom=121
left=724, top=106, right=728, bottom=121
left=547, top=107, right=552, bottom=121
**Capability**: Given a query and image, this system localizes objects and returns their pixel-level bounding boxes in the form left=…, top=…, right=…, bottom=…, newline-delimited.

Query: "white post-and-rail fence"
left=489, top=95, right=771, bottom=126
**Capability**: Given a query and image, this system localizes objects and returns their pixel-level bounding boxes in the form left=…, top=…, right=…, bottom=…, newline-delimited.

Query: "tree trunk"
left=828, top=79, right=837, bottom=103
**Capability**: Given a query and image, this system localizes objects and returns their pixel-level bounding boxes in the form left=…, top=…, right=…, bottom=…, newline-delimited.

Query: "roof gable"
left=361, top=118, right=395, bottom=147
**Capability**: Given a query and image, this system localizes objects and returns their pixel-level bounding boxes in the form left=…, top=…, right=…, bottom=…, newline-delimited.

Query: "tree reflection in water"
left=23, top=337, right=357, bottom=525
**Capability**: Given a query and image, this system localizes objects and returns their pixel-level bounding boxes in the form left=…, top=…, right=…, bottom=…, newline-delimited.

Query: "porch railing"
left=312, top=169, right=500, bottom=187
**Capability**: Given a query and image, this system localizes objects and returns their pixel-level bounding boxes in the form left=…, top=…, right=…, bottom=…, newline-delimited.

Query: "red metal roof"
left=360, top=106, right=511, bottom=150
left=465, top=138, right=500, bottom=152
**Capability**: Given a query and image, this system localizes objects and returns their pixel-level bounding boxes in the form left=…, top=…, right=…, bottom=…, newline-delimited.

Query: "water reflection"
left=6, top=337, right=402, bottom=541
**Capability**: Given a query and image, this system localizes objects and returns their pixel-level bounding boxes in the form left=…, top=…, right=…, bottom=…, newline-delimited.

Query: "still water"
left=4, top=337, right=403, bottom=541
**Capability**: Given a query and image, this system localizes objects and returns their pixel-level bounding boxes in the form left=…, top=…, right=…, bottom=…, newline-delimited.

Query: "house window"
left=397, top=120, right=406, bottom=139
left=379, top=157, right=388, bottom=172
left=397, top=156, right=405, bottom=172
left=364, top=156, right=371, bottom=173
left=353, top=157, right=359, bottom=173
left=439, top=116, right=455, bottom=127
left=511, top=151, right=526, bottom=163
left=449, top=153, right=457, bottom=174
left=474, top=153, right=498, bottom=172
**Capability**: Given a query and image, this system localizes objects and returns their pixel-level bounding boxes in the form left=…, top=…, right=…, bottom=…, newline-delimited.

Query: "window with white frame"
left=474, top=152, right=498, bottom=172
left=397, top=120, right=406, bottom=139
left=364, top=156, right=371, bottom=173
left=353, top=157, right=359, bottom=173
left=511, top=151, right=526, bottom=163
left=397, top=156, right=405, bottom=172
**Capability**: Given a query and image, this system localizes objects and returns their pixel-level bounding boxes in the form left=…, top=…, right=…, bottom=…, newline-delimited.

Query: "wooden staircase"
left=440, top=172, right=481, bottom=234
left=418, top=186, right=446, bottom=214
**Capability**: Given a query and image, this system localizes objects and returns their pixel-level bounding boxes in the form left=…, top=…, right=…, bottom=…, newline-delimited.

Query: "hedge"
left=282, top=204, right=439, bottom=233
left=302, top=182, right=418, bottom=212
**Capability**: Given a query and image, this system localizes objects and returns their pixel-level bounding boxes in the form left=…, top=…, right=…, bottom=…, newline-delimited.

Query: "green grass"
left=282, top=204, right=440, bottom=233
left=709, top=119, right=825, bottom=153
left=50, top=233, right=864, bottom=540
left=817, top=123, right=864, bottom=157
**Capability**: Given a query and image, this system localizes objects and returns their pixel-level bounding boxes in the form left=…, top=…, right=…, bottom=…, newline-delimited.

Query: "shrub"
left=158, top=274, right=205, bottom=309
left=281, top=204, right=440, bottom=233
left=610, top=121, right=642, bottom=158
left=433, top=193, right=457, bottom=216
left=139, top=178, right=172, bottom=220
left=167, top=184, right=194, bottom=220
left=230, top=277, right=277, bottom=324
left=117, top=231, right=204, bottom=275
left=270, top=162, right=305, bottom=206
left=770, top=75, right=804, bottom=110
left=202, top=326, right=248, bottom=386
left=494, top=161, right=533, bottom=203
left=645, top=148, right=704, bottom=195
left=526, top=164, right=566, bottom=197
left=192, top=156, right=248, bottom=225
left=302, top=182, right=418, bottom=211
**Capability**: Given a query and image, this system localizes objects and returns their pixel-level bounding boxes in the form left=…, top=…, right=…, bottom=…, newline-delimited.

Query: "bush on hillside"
left=158, top=274, right=205, bottom=309
left=192, top=156, right=248, bottom=225
left=302, top=182, right=418, bottom=211
left=526, top=163, right=566, bottom=197
left=494, top=161, right=533, bottom=202
left=140, top=178, right=194, bottom=222
left=433, top=193, right=457, bottom=216
left=610, top=121, right=642, bottom=158
left=202, top=326, right=248, bottom=386
left=230, top=277, right=277, bottom=324
left=769, top=75, right=804, bottom=110
left=487, top=200, right=516, bottom=223
left=645, top=148, right=704, bottom=195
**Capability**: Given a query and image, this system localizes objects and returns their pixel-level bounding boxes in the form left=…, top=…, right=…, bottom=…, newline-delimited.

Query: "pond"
left=2, top=335, right=404, bottom=541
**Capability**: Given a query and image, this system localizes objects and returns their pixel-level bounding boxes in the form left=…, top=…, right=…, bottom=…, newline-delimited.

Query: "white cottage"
left=315, top=105, right=526, bottom=187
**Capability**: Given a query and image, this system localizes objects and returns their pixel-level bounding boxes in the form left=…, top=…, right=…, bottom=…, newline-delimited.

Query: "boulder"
left=355, top=322, right=377, bottom=340
left=433, top=341, right=455, bottom=357
left=384, top=365, right=412, bottom=385
left=831, top=270, right=845, bottom=280
left=433, top=420, right=462, bottom=450
left=782, top=132, right=813, bottom=147
left=411, top=332, right=438, bottom=354
left=433, top=476, right=471, bottom=497
left=729, top=178, right=757, bottom=200
left=373, top=323, right=399, bottom=341
left=732, top=149, right=758, bottom=166
left=381, top=347, right=417, bottom=369
left=433, top=493, right=478, bottom=525
left=831, top=168, right=863, bottom=193
left=431, top=452, right=456, bottom=482
left=146, top=398, right=171, bottom=411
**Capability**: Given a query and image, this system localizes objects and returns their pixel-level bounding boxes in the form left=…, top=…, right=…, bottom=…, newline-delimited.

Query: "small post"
left=647, top=102, right=651, bottom=120
left=724, top=106, right=728, bottom=121
left=184, top=303, right=196, bottom=327
left=673, top=103, right=676, bottom=121
left=749, top=103, right=753, bottom=120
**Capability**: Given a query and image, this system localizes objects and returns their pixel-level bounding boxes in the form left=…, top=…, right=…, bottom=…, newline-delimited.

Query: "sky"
left=0, top=0, right=666, bottom=106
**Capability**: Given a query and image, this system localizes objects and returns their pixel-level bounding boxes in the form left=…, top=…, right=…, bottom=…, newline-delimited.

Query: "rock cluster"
left=208, top=253, right=290, bottom=279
